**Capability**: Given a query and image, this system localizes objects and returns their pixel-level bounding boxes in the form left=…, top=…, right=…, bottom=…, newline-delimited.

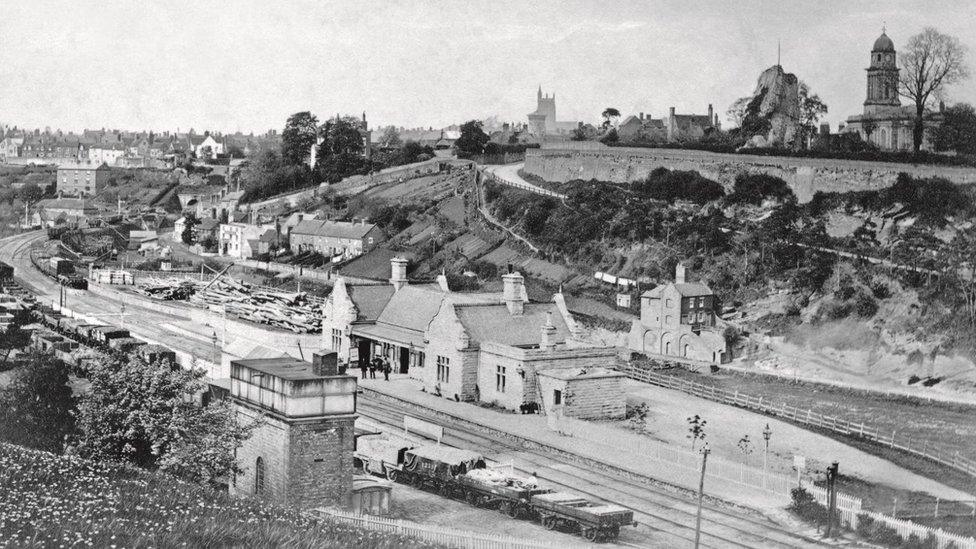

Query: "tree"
left=898, top=28, right=970, bottom=152
left=932, top=102, right=976, bottom=154
left=0, top=307, right=31, bottom=365
left=862, top=119, right=878, bottom=143
left=571, top=125, right=588, bottom=141
left=726, top=97, right=752, bottom=128
left=18, top=182, right=44, bottom=205
left=378, top=126, right=402, bottom=149
left=399, top=140, right=434, bottom=164
left=0, top=352, right=76, bottom=454
left=687, top=414, right=707, bottom=450
left=315, top=116, right=368, bottom=184
left=455, top=120, right=489, bottom=159
left=281, top=111, right=320, bottom=165
left=75, top=354, right=254, bottom=487
left=798, top=82, right=828, bottom=147
left=737, top=434, right=755, bottom=456
left=601, top=107, right=621, bottom=129
left=199, top=145, right=213, bottom=160
left=181, top=211, right=200, bottom=245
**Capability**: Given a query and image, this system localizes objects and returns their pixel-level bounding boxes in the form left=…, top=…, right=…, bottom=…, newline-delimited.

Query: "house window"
left=254, top=457, right=266, bottom=495
left=496, top=365, right=506, bottom=393
left=331, top=328, right=342, bottom=351
left=417, top=352, right=425, bottom=369
left=666, top=298, right=673, bottom=308
left=436, top=356, right=450, bottom=383
left=553, top=389, right=562, bottom=405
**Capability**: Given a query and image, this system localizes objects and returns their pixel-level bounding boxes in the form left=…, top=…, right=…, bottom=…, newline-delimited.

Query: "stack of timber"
left=188, top=278, right=321, bottom=333
left=138, top=277, right=197, bottom=300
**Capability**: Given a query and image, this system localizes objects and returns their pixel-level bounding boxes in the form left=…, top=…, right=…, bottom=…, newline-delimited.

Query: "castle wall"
left=523, top=147, right=976, bottom=202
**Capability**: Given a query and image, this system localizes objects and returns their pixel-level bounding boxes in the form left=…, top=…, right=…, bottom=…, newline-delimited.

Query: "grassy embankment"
left=0, top=442, right=441, bottom=548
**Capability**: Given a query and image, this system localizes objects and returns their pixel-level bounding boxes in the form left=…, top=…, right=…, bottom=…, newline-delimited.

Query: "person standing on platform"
left=369, top=357, right=378, bottom=379
left=382, top=357, right=391, bottom=381
left=359, top=359, right=368, bottom=380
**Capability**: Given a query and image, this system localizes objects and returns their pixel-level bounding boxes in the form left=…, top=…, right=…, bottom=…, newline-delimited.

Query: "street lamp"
left=762, top=423, right=773, bottom=488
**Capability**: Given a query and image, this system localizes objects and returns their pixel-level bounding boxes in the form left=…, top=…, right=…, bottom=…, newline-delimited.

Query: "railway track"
left=360, top=398, right=832, bottom=549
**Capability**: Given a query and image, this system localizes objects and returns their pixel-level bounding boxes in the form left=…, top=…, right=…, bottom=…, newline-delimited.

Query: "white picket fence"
left=315, top=507, right=588, bottom=549
left=862, top=511, right=976, bottom=549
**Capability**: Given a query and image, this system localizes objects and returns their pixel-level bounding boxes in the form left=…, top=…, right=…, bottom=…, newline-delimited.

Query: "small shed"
left=537, top=367, right=627, bottom=420
left=347, top=475, right=393, bottom=516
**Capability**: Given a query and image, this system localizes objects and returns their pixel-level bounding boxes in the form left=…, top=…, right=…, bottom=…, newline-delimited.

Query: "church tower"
left=864, top=30, right=901, bottom=115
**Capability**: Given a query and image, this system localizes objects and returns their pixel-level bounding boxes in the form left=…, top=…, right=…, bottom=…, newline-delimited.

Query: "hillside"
left=0, top=442, right=441, bottom=549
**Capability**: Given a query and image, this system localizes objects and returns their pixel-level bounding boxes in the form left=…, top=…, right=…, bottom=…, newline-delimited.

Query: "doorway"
left=399, top=347, right=410, bottom=374
left=357, top=339, right=371, bottom=369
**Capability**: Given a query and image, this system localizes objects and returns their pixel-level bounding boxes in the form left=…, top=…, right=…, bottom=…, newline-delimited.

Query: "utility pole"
left=694, top=445, right=710, bottom=549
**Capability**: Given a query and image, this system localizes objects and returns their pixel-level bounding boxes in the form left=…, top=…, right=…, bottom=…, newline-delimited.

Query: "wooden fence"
left=620, top=365, right=976, bottom=479
left=314, top=508, right=586, bottom=549
left=861, top=511, right=976, bottom=549
left=481, top=171, right=567, bottom=200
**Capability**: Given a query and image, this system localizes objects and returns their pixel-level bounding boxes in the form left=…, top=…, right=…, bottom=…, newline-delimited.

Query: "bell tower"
left=864, top=29, right=901, bottom=115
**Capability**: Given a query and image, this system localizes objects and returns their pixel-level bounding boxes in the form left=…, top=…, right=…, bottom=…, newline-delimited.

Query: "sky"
left=1, top=1, right=975, bottom=134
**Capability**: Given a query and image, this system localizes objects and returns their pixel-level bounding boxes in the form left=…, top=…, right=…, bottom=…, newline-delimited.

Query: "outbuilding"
left=536, top=367, right=627, bottom=420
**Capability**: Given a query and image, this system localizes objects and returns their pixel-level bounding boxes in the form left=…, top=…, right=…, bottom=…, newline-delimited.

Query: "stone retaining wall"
left=524, top=147, right=976, bottom=202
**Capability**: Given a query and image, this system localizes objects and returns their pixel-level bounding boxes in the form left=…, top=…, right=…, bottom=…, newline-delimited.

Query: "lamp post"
left=693, top=443, right=710, bottom=549
left=762, top=423, right=773, bottom=488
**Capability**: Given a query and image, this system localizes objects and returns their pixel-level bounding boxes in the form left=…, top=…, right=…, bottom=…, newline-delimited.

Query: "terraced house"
left=56, top=161, right=110, bottom=196
left=289, top=219, right=384, bottom=260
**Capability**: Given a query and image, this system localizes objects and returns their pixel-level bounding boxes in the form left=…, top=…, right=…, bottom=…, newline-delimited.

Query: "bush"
left=853, top=293, right=878, bottom=318
left=631, top=167, right=725, bottom=204
left=789, top=487, right=831, bottom=524
left=727, top=173, right=795, bottom=205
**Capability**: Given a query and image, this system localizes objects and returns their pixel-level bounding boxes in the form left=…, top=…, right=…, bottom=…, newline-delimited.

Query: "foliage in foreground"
left=0, top=442, right=442, bottom=549
left=0, top=352, right=76, bottom=454
left=75, top=354, right=253, bottom=488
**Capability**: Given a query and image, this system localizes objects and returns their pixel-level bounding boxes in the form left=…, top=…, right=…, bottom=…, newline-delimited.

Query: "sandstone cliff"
left=742, top=65, right=800, bottom=149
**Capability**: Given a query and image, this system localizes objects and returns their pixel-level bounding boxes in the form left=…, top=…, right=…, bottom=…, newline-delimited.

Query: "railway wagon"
left=354, top=434, right=411, bottom=480
left=531, top=492, right=634, bottom=542
left=456, top=468, right=551, bottom=518
left=398, top=445, right=486, bottom=490
left=0, top=260, right=13, bottom=281
left=90, top=325, right=130, bottom=346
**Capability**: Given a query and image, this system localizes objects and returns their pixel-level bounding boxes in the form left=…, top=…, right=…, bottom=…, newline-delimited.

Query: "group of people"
left=360, top=355, right=392, bottom=381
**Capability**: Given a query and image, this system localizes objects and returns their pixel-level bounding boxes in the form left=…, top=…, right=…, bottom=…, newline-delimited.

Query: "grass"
left=0, top=442, right=444, bottom=549
left=661, top=368, right=976, bottom=496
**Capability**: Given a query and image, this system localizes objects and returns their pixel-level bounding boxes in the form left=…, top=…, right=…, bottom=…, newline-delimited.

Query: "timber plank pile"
left=137, top=276, right=321, bottom=333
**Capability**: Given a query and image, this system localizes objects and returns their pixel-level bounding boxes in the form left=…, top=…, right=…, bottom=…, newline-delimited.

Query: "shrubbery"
left=727, top=173, right=795, bottom=205
left=631, top=167, right=725, bottom=204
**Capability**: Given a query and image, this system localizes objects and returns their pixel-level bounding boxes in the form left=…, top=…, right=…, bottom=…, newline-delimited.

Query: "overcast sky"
left=2, top=1, right=974, bottom=134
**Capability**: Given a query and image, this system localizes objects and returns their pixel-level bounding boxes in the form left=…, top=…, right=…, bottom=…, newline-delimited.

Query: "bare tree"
left=898, top=28, right=970, bottom=152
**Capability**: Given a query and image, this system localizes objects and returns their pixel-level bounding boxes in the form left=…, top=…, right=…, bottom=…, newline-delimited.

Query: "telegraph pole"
left=694, top=445, right=710, bottom=549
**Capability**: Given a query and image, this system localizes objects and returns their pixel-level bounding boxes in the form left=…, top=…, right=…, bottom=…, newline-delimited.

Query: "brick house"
left=289, top=219, right=385, bottom=260
left=229, top=352, right=357, bottom=507
left=56, top=161, right=110, bottom=196
left=628, top=263, right=728, bottom=363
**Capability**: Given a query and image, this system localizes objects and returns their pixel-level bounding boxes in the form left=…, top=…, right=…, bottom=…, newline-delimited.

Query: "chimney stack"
left=502, top=272, right=525, bottom=316
left=675, top=263, right=686, bottom=284
left=669, top=106, right=676, bottom=118
left=540, top=311, right=557, bottom=351
left=639, top=112, right=644, bottom=121
left=390, top=256, right=409, bottom=291
left=312, top=351, right=339, bottom=376
left=708, top=104, right=714, bottom=122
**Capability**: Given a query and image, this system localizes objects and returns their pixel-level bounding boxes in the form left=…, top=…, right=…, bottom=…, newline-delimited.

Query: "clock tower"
left=864, top=30, right=901, bottom=115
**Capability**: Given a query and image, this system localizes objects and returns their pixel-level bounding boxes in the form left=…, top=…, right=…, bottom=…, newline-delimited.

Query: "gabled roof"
left=197, top=218, right=220, bottom=231
left=455, top=302, right=570, bottom=348
left=641, top=282, right=713, bottom=298
left=346, top=284, right=395, bottom=321
left=292, top=219, right=379, bottom=240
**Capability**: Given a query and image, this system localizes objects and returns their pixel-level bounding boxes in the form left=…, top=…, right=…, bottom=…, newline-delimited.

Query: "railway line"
left=359, top=398, right=831, bottom=549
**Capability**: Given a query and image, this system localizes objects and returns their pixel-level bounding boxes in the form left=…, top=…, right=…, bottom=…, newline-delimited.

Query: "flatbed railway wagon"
left=456, top=468, right=551, bottom=518
left=354, top=434, right=412, bottom=480
left=531, top=492, right=634, bottom=542
left=398, top=445, right=486, bottom=492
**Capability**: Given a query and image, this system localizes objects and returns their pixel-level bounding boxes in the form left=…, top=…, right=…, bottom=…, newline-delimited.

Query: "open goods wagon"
left=531, top=492, right=634, bottom=542
left=356, top=436, right=634, bottom=542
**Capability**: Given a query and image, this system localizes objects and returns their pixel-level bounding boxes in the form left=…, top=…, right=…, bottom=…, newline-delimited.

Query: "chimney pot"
left=675, top=263, right=687, bottom=284
left=502, top=272, right=525, bottom=316
left=390, top=256, right=409, bottom=291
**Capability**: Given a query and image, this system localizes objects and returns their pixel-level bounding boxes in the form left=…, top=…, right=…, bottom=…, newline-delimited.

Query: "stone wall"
left=524, top=147, right=976, bottom=202
left=231, top=404, right=355, bottom=508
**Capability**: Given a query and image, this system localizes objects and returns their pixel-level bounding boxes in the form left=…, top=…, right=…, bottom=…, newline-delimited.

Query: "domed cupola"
left=873, top=32, right=895, bottom=53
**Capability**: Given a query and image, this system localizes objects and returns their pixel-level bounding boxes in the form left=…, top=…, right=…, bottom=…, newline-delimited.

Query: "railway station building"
left=323, top=258, right=623, bottom=417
